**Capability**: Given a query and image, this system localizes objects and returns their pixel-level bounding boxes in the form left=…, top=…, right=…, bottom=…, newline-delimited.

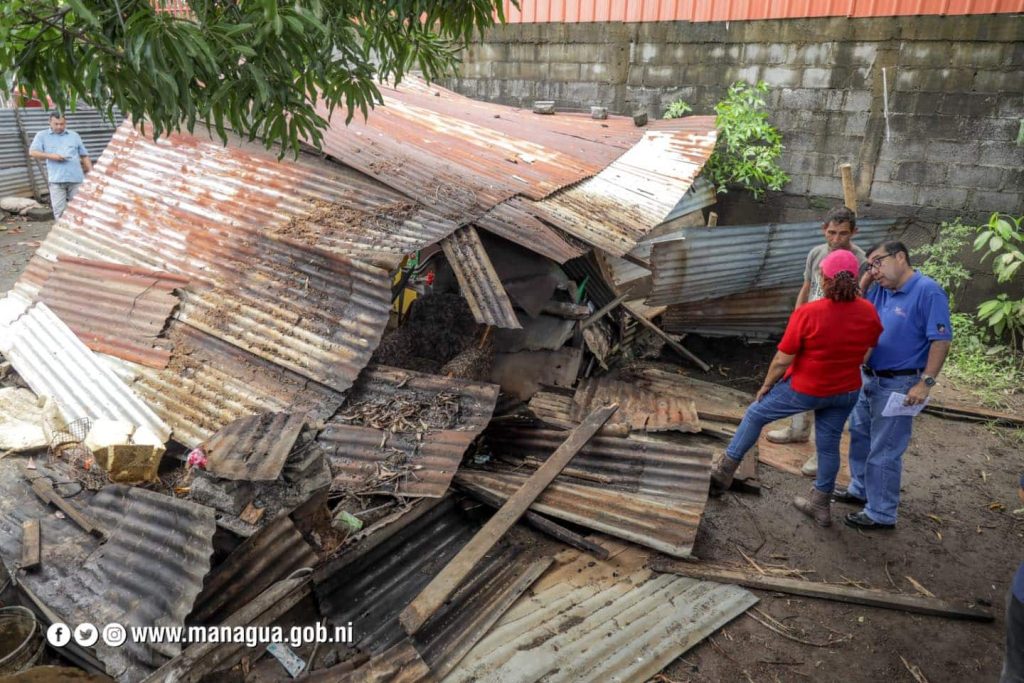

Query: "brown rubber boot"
left=793, top=487, right=832, bottom=527
left=710, top=455, right=742, bottom=496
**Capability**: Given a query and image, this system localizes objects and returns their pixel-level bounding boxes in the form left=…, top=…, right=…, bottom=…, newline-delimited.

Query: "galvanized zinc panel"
left=646, top=217, right=899, bottom=306
left=663, top=286, right=794, bottom=339
left=203, top=412, right=308, bottom=481
left=441, top=226, right=521, bottom=330
left=443, top=547, right=757, bottom=683
left=0, top=301, right=172, bottom=441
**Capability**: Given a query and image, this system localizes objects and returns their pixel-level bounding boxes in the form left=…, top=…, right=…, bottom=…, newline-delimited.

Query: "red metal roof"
left=501, top=0, right=1024, bottom=23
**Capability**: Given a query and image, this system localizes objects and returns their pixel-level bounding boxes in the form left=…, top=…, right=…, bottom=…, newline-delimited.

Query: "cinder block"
left=870, top=181, right=920, bottom=205
left=843, top=90, right=873, bottom=112
left=894, top=160, right=948, bottom=185
left=580, top=62, right=611, bottom=82
left=951, top=43, right=1006, bottom=68
left=996, top=93, right=1024, bottom=118
left=899, top=41, right=952, bottom=67
left=779, top=87, right=825, bottom=110
left=948, top=164, right=1007, bottom=189
left=762, top=67, right=802, bottom=88
left=844, top=111, right=870, bottom=136
left=974, top=70, right=1024, bottom=94
left=802, top=68, right=831, bottom=89
left=638, top=43, right=662, bottom=64
left=877, top=132, right=927, bottom=162
left=783, top=174, right=811, bottom=194
left=918, top=186, right=970, bottom=211
left=476, top=43, right=508, bottom=62
left=924, top=140, right=981, bottom=165
left=643, top=64, right=680, bottom=87
left=538, top=43, right=574, bottom=63
left=742, top=43, right=766, bottom=64
left=790, top=43, right=834, bottom=66
left=736, top=65, right=761, bottom=85
left=765, top=43, right=789, bottom=65
left=549, top=62, right=581, bottom=82
left=978, top=117, right=1023, bottom=142
left=808, top=175, right=843, bottom=198
left=969, top=189, right=1023, bottom=213
left=507, top=43, right=537, bottom=62
left=979, top=140, right=1024, bottom=167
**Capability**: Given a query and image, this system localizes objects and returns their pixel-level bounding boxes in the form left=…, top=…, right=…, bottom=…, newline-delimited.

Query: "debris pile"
left=0, top=80, right=986, bottom=683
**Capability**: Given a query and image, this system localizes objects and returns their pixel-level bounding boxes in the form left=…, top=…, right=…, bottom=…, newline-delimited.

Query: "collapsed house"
left=0, top=81, right=909, bottom=682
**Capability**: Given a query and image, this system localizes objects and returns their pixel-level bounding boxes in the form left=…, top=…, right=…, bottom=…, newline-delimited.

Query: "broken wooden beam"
left=457, top=481, right=611, bottom=561
left=540, top=301, right=591, bottom=319
left=29, top=477, right=107, bottom=540
left=399, top=403, right=619, bottom=634
left=650, top=558, right=993, bottom=622
left=21, top=519, right=40, bottom=570
left=581, top=291, right=633, bottom=330
left=622, top=303, right=711, bottom=372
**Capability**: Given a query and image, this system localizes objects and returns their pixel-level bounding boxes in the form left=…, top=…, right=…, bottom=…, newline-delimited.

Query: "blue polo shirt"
left=865, top=271, right=952, bottom=371
left=29, top=128, right=89, bottom=184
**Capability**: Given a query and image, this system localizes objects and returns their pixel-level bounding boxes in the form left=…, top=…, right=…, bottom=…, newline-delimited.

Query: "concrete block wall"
left=448, top=15, right=1024, bottom=217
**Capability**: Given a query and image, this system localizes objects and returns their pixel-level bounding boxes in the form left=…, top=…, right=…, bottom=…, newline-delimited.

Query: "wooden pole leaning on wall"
left=840, top=163, right=857, bottom=214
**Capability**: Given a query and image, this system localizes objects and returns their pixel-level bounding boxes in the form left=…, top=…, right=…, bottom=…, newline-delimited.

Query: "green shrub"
left=662, top=99, right=693, bottom=119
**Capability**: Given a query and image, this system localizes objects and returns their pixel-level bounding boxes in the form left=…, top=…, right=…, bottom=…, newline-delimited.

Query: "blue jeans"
left=846, top=373, right=918, bottom=525
left=725, top=379, right=860, bottom=494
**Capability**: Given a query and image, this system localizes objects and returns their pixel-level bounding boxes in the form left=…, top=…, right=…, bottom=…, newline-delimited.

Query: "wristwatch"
left=921, top=374, right=936, bottom=387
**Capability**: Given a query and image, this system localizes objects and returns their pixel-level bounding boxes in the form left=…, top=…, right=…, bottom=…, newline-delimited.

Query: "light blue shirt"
left=29, top=128, right=89, bottom=184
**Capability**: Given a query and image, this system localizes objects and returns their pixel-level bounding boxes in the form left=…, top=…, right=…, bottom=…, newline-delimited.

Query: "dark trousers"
left=1004, top=592, right=1024, bottom=683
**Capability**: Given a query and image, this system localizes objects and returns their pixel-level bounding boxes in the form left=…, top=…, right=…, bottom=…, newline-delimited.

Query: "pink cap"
left=821, top=249, right=860, bottom=279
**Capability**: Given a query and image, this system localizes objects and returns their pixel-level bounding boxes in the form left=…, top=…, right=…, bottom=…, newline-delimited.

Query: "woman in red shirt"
left=710, top=249, right=883, bottom=527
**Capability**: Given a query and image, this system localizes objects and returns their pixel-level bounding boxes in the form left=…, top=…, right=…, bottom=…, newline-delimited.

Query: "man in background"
left=29, top=112, right=92, bottom=219
left=766, top=206, right=866, bottom=477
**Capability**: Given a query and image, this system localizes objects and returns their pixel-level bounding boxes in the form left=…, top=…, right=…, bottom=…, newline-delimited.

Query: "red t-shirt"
left=777, top=298, right=883, bottom=397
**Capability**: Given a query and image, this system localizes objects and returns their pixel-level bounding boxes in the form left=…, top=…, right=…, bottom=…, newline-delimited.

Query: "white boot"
left=765, top=411, right=812, bottom=444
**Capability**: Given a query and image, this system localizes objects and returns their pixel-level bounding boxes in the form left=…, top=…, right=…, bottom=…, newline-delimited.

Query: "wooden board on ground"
left=651, top=558, right=993, bottom=622
left=757, top=429, right=851, bottom=487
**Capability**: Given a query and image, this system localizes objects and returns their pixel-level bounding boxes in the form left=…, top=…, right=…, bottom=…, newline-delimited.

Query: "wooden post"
left=399, top=403, right=619, bottom=634
left=707, top=211, right=719, bottom=227
left=840, top=164, right=857, bottom=214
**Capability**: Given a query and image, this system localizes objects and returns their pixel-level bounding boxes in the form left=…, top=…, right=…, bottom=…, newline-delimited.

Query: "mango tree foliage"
left=0, top=0, right=507, bottom=156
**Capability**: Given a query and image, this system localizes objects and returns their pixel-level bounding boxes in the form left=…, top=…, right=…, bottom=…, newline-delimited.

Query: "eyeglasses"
left=867, top=253, right=894, bottom=271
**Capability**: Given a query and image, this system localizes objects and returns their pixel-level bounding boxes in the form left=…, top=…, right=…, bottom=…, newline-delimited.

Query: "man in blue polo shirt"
left=28, top=113, right=92, bottom=219
left=833, top=240, right=953, bottom=529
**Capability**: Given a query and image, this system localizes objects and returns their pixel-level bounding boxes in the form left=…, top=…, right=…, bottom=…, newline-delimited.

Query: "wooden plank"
left=457, top=481, right=611, bottom=560
left=622, top=303, right=711, bottom=372
left=924, top=402, right=1024, bottom=427
left=841, top=163, right=857, bottom=213
left=399, top=403, right=619, bottom=634
left=581, top=290, right=633, bottom=330
left=21, top=519, right=40, bottom=570
left=651, top=558, right=993, bottom=622
left=29, top=477, right=106, bottom=540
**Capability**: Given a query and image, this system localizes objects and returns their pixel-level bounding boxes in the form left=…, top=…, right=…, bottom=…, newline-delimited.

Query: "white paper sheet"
left=881, top=391, right=930, bottom=417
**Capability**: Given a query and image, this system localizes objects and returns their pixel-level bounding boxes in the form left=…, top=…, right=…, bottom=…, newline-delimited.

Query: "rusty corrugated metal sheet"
left=464, top=423, right=714, bottom=556
left=501, top=0, right=1024, bottom=22
left=618, top=364, right=754, bottom=424
left=474, top=198, right=584, bottom=264
left=531, top=118, right=718, bottom=256
left=36, top=256, right=186, bottom=369
left=527, top=391, right=577, bottom=430
left=319, top=365, right=499, bottom=498
left=663, top=286, right=794, bottom=339
left=110, top=322, right=345, bottom=448
left=645, top=218, right=898, bottom=306
left=12, top=123, right=399, bottom=398
left=0, top=300, right=172, bottom=441
left=312, top=497, right=552, bottom=680
left=0, top=470, right=215, bottom=682
left=190, top=514, right=317, bottom=626
left=203, top=412, right=307, bottom=481
left=441, top=226, right=521, bottom=329
left=571, top=376, right=701, bottom=433
left=444, top=544, right=757, bottom=683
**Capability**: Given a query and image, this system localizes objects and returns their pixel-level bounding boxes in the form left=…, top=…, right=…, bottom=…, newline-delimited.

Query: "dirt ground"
left=2, top=216, right=1021, bottom=683
left=661, top=337, right=1024, bottom=683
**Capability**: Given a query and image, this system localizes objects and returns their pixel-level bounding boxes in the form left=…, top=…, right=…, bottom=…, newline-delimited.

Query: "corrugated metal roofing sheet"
left=473, top=198, right=584, bottom=264
left=0, top=300, right=172, bottom=441
left=441, top=226, right=521, bottom=330
left=109, top=322, right=346, bottom=448
left=313, top=497, right=553, bottom=679
left=500, top=0, right=1024, bottom=23
left=443, top=544, right=757, bottom=683
left=532, top=118, right=718, bottom=256
left=0, top=467, right=215, bottom=682
left=462, top=423, right=714, bottom=556
left=36, top=256, right=186, bottom=368
left=527, top=391, right=577, bottom=430
left=646, top=218, right=899, bottom=306
left=619, top=364, right=754, bottom=424
left=319, top=365, right=500, bottom=498
left=663, top=286, right=795, bottom=339
left=571, top=376, right=701, bottom=433
left=190, top=514, right=317, bottom=626
left=203, top=412, right=307, bottom=481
